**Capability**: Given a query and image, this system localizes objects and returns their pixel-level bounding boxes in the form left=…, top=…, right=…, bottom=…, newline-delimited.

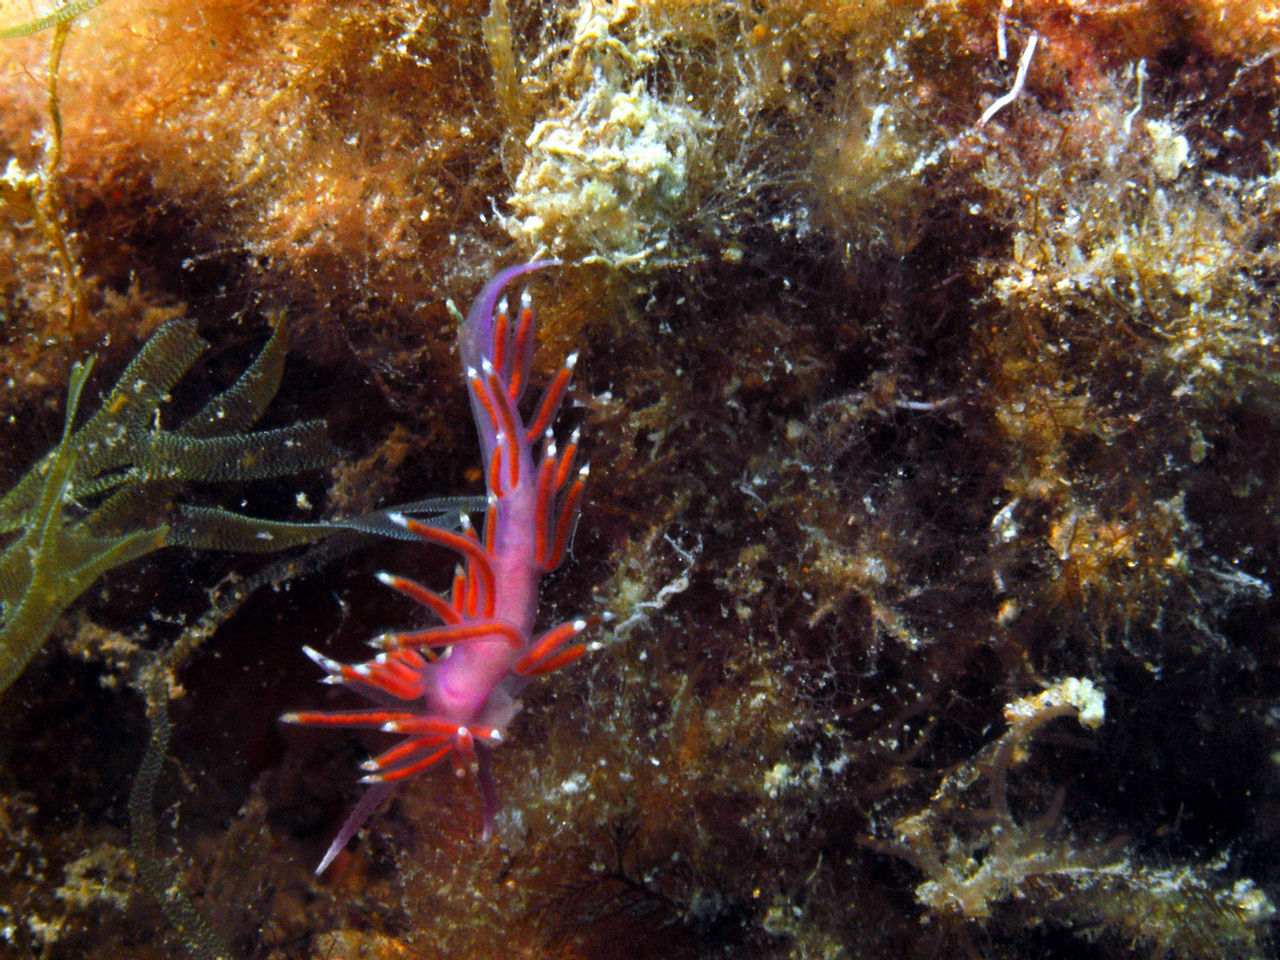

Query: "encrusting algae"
left=1, top=1, right=1279, bottom=959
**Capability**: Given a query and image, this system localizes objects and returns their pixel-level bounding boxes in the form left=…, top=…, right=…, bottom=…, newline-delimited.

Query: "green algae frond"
left=129, top=668, right=231, bottom=960
left=0, top=0, right=107, bottom=40
left=0, top=355, right=161, bottom=694
left=0, top=318, right=337, bottom=695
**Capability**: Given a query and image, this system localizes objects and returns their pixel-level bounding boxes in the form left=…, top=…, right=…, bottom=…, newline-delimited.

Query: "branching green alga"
left=0, top=318, right=336, bottom=694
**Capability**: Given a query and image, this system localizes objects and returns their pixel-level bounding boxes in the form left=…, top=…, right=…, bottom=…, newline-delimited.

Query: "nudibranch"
left=284, top=261, right=604, bottom=874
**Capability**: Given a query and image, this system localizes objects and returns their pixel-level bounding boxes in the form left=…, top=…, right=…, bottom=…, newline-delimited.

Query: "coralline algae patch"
left=0, top=1, right=1279, bottom=959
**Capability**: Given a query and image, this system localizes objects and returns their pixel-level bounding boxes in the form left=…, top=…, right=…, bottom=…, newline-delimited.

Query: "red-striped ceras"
left=284, top=261, right=605, bottom=874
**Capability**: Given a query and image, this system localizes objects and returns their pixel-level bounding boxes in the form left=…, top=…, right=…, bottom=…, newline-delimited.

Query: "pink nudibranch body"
left=284, top=261, right=602, bottom=874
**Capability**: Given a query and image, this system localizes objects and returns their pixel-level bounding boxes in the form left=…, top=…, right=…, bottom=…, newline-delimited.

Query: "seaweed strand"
left=129, top=667, right=232, bottom=960
left=0, top=0, right=108, bottom=40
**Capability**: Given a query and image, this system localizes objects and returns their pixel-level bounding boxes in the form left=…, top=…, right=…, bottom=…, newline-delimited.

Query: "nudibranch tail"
left=283, top=261, right=604, bottom=874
